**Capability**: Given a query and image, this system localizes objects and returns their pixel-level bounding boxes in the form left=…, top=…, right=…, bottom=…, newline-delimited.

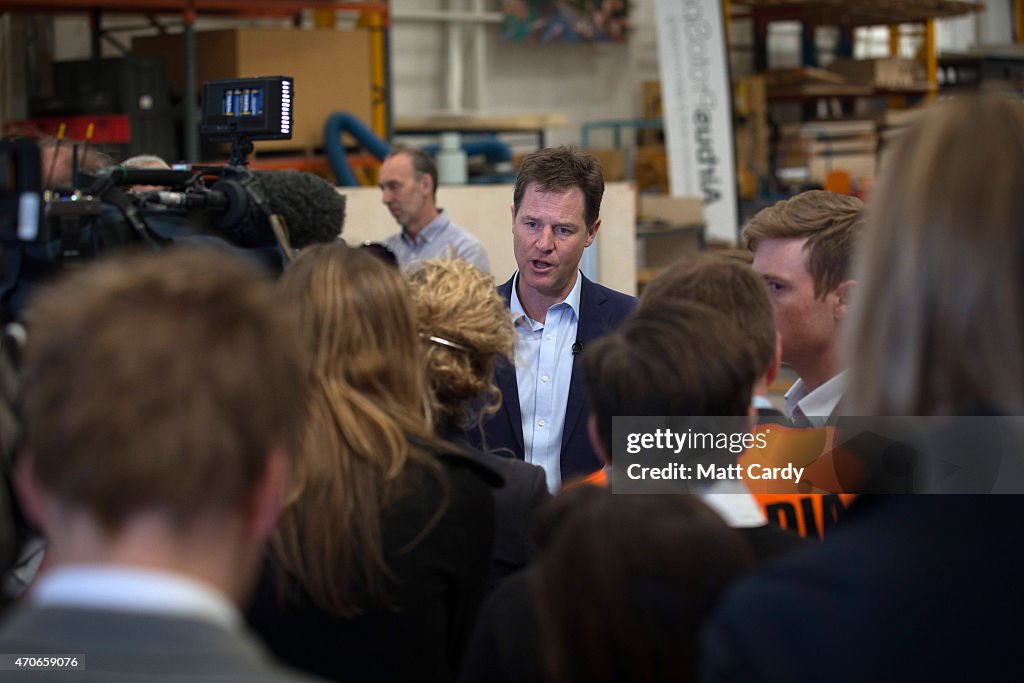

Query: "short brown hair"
left=386, top=144, right=438, bottom=201
left=742, top=190, right=864, bottom=299
left=23, top=247, right=306, bottom=533
left=531, top=485, right=753, bottom=683
left=583, top=301, right=759, bottom=456
left=514, top=146, right=604, bottom=228
left=639, top=253, right=775, bottom=377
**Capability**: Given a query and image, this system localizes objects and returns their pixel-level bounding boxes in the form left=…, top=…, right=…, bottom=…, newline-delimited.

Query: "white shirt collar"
left=785, top=370, right=848, bottom=427
left=700, top=481, right=769, bottom=528
left=32, top=565, right=240, bottom=630
left=510, top=269, right=583, bottom=328
left=602, top=468, right=767, bottom=528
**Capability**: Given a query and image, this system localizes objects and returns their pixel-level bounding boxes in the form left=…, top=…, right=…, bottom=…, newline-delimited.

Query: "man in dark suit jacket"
left=1, top=249, right=315, bottom=682
left=471, top=147, right=635, bottom=490
left=700, top=495, right=1024, bottom=682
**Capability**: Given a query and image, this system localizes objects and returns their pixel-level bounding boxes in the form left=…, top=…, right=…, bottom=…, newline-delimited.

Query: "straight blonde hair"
left=273, top=244, right=447, bottom=616
left=845, top=93, right=1024, bottom=415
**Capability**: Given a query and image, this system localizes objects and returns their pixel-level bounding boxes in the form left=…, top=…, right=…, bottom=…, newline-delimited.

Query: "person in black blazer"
left=468, top=147, right=635, bottom=490
left=248, top=246, right=495, bottom=683
left=408, top=259, right=550, bottom=588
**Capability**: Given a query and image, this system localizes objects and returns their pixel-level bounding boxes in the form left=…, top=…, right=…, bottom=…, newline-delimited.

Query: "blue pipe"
left=323, top=112, right=514, bottom=185
left=323, top=112, right=390, bottom=186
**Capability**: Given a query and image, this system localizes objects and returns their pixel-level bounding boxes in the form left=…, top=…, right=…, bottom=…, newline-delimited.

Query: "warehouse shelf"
left=0, top=1, right=389, bottom=162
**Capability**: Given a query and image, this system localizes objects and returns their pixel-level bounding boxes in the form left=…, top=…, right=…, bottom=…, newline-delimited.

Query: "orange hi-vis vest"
left=740, top=423, right=859, bottom=540
left=574, top=468, right=608, bottom=488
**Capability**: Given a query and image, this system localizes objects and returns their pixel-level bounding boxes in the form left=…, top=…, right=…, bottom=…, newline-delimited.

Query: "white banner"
left=654, top=0, right=738, bottom=244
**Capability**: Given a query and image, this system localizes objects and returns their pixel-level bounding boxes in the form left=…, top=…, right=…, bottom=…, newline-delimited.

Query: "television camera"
left=0, top=76, right=343, bottom=321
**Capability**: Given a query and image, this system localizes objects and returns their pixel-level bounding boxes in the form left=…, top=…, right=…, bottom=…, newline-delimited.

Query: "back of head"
left=276, top=243, right=444, bottom=615
left=584, top=301, right=759, bottom=456
left=22, top=247, right=306, bottom=533
left=407, top=259, right=514, bottom=433
left=514, top=146, right=604, bottom=227
left=281, top=243, right=427, bottom=418
left=847, top=93, right=1024, bottom=415
left=639, top=252, right=775, bottom=378
left=532, top=486, right=753, bottom=683
left=122, top=154, right=171, bottom=170
left=742, top=189, right=864, bottom=299
left=38, top=136, right=113, bottom=190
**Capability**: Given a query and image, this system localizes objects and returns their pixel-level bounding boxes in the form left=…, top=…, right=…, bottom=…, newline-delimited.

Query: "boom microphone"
left=252, top=171, right=346, bottom=248
left=212, top=171, right=345, bottom=249
left=142, top=170, right=346, bottom=251
left=152, top=190, right=229, bottom=210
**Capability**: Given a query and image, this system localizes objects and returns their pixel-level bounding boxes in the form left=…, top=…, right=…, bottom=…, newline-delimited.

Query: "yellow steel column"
left=312, top=7, right=334, bottom=28
left=888, top=25, right=902, bottom=109
left=722, top=0, right=731, bottom=46
left=1017, top=0, right=1024, bottom=43
left=358, top=8, right=388, bottom=139
left=924, top=18, right=937, bottom=101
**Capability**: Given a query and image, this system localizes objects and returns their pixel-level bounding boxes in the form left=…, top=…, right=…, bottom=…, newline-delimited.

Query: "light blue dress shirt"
left=383, top=209, right=490, bottom=273
left=509, top=270, right=583, bottom=492
left=33, top=565, right=240, bottom=629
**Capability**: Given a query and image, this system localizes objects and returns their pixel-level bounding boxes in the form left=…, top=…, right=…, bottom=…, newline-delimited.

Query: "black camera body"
left=0, top=76, right=298, bottom=321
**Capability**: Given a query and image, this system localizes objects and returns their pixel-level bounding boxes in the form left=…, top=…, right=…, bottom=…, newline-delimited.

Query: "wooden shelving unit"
left=0, top=1, right=384, bottom=15
left=729, top=0, right=984, bottom=200
left=0, top=1, right=389, bottom=161
left=732, top=0, right=982, bottom=27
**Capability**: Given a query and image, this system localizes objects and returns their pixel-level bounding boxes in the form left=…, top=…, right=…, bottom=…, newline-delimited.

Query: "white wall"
left=384, top=0, right=662, bottom=147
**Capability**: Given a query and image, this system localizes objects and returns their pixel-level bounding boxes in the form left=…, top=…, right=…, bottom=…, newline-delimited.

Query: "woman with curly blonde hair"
left=246, top=244, right=497, bottom=682
left=408, top=259, right=548, bottom=587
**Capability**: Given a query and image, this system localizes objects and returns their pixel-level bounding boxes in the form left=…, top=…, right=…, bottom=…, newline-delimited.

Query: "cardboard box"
left=638, top=194, right=704, bottom=226
left=826, top=57, right=927, bottom=89
left=634, top=145, right=668, bottom=193
left=640, top=80, right=663, bottom=146
left=636, top=194, right=706, bottom=270
left=133, top=28, right=373, bottom=152
left=637, top=230, right=705, bottom=270
left=809, top=152, right=876, bottom=186
left=586, top=148, right=627, bottom=182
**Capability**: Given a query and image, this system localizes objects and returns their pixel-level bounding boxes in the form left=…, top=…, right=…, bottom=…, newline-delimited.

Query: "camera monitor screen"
left=200, top=76, right=293, bottom=142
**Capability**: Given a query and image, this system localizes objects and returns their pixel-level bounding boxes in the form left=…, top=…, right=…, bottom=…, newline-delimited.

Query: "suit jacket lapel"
left=498, top=276, right=525, bottom=454
left=561, top=274, right=606, bottom=453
